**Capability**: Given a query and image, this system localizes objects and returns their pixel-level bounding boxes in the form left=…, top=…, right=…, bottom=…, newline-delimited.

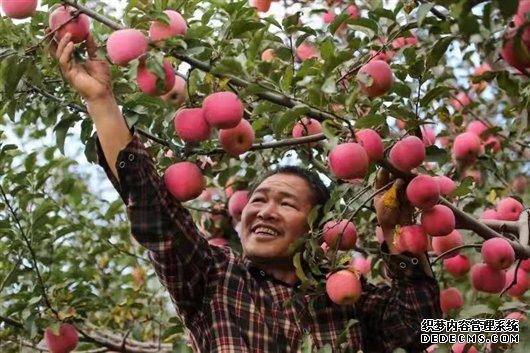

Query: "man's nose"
left=257, top=201, right=278, bottom=219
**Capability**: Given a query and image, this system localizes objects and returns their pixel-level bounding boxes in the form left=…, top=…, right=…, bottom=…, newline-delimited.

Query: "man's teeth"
left=254, top=227, right=279, bottom=236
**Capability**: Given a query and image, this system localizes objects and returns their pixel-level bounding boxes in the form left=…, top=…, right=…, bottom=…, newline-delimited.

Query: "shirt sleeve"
left=95, top=129, right=218, bottom=319
left=355, top=242, right=442, bottom=353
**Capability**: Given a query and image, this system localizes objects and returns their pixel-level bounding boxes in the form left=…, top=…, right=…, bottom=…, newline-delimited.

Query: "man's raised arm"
left=53, top=32, right=132, bottom=180
left=51, top=32, right=222, bottom=320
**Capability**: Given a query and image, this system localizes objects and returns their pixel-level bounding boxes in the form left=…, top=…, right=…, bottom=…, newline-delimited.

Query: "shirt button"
left=399, top=262, right=407, bottom=269
left=118, top=161, right=126, bottom=168
left=259, top=270, right=266, bottom=277
left=128, top=154, right=135, bottom=161
left=411, top=258, right=419, bottom=265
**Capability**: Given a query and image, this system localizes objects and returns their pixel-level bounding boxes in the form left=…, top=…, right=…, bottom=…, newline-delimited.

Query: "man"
left=52, top=33, right=441, bottom=352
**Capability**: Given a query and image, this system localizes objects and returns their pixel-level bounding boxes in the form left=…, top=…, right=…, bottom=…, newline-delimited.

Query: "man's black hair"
left=248, top=165, right=330, bottom=224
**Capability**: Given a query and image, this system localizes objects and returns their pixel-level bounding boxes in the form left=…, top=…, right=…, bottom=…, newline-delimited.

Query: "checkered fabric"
left=96, top=131, right=441, bottom=353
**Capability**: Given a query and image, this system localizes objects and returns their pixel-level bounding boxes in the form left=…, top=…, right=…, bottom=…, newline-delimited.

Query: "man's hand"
left=48, top=31, right=113, bottom=103
left=373, top=168, right=414, bottom=252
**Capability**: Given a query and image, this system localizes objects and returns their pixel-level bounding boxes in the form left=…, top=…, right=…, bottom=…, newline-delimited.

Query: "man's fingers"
left=86, top=33, right=97, bottom=59
left=58, top=41, right=75, bottom=73
left=55, top=33, right=72, bottom=58
left=393, top=179, right=406, bottom=199
left=375, top=168, right=390, bottom=190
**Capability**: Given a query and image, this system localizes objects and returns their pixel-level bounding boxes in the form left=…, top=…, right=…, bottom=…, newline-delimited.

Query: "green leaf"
left=420, top=86, right=452, bottom=106
left=346, top=18, right=379, bottom=38
left=293, top=252, right=308, bottom=283
left=280, top=66, right=294, bottom=94
left=231, top=19, right=265, bottom=38
left=417, top=3, right=434, bottom=26
left=459, top=304, right=495, bottom=318
left=391, top=82, right=412, bottom=98
left=494, top=0, right=518, bottom=18
left=329, top=13, right=348, bottom=35
left=425, top=36, right=454, bottom=69
left=211, top=58, right=247, bottom=78
left=355, top=114, right=386, bottom=129
left=54, top=115, right=79, bottom=155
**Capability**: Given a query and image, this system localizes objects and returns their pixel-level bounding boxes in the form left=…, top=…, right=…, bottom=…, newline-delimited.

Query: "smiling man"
left=52, top=33, right=441, bottom=353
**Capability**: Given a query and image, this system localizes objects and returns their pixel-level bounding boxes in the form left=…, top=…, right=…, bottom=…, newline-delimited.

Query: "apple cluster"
left=166, top=91, right=256, bottom=202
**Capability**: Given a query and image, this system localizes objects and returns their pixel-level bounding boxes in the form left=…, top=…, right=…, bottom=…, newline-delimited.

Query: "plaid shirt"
left=97, top=131, right=441, bottom=353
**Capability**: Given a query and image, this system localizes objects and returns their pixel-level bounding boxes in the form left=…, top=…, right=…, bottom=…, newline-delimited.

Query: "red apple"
left=352, top=256, right=371, bottom=275
left=470, top=263, right=506, bottom=293
left=466, top=120, right=488, bottom=138
left=1, top=0, right=37, bottom=19
left=357, top=60, right=394, bottom=97
left=471, top=64, right=491, bottom=93
left=173, top=108, right=211, bottom=143
left=504, top=267, right=530, bottom=297
left=219, top=119, right=255, bottom=156
left=452, top=132, right=482, bottom=163
left=452, top=343, right=478, bottom=353
left=431, top=230, right=464, bottom=257
left=203, top=91, right=244, bottom=129
left=420, top=205, right=455, bottom=237
left=505, top=312, right=526, bottom=321
left=449, top=92, right=472, bottom=111
left=161, top=75, right=187, bottom=106
left=480, top=208, right=498, bottom=220
left=250, top=0, right=272, bottom=12
left=394, top=225, right=429, bottom=255
left=261, top=48, right=275, bottom=62
left=296, top=42, right=320, bottom=61
left=149, top=10, right=187, bottom=41
left=228, top=190, right=249, bottom=222
left=164, top=162, right=205, bottom=201
left=481, top=237, right=515, bottom=270
left=49, top=5, right=90, bottom=43
left=292, top=118, right=322, bottom=138
left=209, top=237, right=229, bottom=247
left=406, top=174, right=440, bottom=211
left=421, top=126, right=436, bottom=146
left=326, top=270, right=362, bottom=305
left=355, top=128, right=384, bottom=161
left=328, top=143, right=369, bottom=180
left=389, top=136, right=426, bottom=172
left=443, top=254, right=471, bottom=278
left=512, top=175, right=527, bottom=193
left=440, top=287, right=464, bottom=313
left=435, top=176, right=456, bottom=196
left=44, top=323, right=79, bottom=353
left=106, top=29, right=148, bottom=66
left=137, top=59, right=175, bottom=96
left=496, top=197, right=524, bottom=221
left=323, top=220, right=357, bottom=250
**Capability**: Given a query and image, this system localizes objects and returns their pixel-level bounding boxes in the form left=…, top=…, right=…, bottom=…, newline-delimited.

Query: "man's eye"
left=252, top=197, right=264, bottom=203
left=282, top=202, right=295, bottom=208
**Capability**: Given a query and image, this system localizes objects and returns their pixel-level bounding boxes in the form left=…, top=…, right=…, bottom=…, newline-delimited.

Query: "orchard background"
left=1, top=0, right=530, bottom=352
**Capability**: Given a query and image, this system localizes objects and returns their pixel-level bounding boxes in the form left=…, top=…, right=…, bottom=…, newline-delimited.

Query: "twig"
left=430, top=244, right=483, bottom=265
left=500, top=259, right=522, bottom=297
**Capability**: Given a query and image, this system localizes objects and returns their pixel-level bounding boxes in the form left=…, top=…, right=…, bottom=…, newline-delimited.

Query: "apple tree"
left=1, top=0, right=530, bottom=352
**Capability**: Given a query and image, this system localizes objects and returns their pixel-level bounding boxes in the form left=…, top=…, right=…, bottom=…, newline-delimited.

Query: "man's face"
left=239, top=173, right=315, bottom=261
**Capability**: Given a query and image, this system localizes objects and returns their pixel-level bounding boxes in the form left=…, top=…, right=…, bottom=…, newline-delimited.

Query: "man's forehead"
left=254, top=174, right=311, bottom=195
